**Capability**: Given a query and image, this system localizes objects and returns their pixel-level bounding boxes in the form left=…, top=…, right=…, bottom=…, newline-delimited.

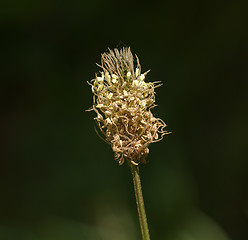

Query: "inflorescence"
left=88, top=47, right=169, bottom=165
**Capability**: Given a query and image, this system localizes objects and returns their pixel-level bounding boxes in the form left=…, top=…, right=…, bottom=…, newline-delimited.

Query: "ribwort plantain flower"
left=88, top=47, right=169, bottom=166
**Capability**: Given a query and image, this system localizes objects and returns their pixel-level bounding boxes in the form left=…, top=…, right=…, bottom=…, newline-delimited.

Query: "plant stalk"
left=131, top=164, right=151, bottom=240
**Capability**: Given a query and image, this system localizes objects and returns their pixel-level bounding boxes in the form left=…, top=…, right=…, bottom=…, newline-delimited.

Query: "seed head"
left=88, top=47, right=169, bottom=165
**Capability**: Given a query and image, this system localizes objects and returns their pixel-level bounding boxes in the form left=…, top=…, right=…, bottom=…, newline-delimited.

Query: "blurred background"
left=1, top=0, right=248, bottom=239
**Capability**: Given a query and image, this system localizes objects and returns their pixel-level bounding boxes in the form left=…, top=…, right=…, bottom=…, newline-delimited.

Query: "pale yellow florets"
left=88, top=47, right=168, bottom=165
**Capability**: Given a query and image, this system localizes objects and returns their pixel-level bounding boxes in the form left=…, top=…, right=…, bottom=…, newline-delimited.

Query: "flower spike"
left=88, top=47, right=169, bottom=165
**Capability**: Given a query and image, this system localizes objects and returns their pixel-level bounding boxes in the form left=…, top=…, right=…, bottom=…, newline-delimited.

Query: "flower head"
left=88, top=47, right=169, bottom=165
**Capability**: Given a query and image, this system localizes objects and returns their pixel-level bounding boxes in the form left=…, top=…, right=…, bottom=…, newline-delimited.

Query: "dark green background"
left=1, top=0, right=248, bottom=239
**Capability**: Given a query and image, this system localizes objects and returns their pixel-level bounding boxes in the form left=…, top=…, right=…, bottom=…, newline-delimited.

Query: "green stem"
left=131, top=164, right=151, bottom=240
